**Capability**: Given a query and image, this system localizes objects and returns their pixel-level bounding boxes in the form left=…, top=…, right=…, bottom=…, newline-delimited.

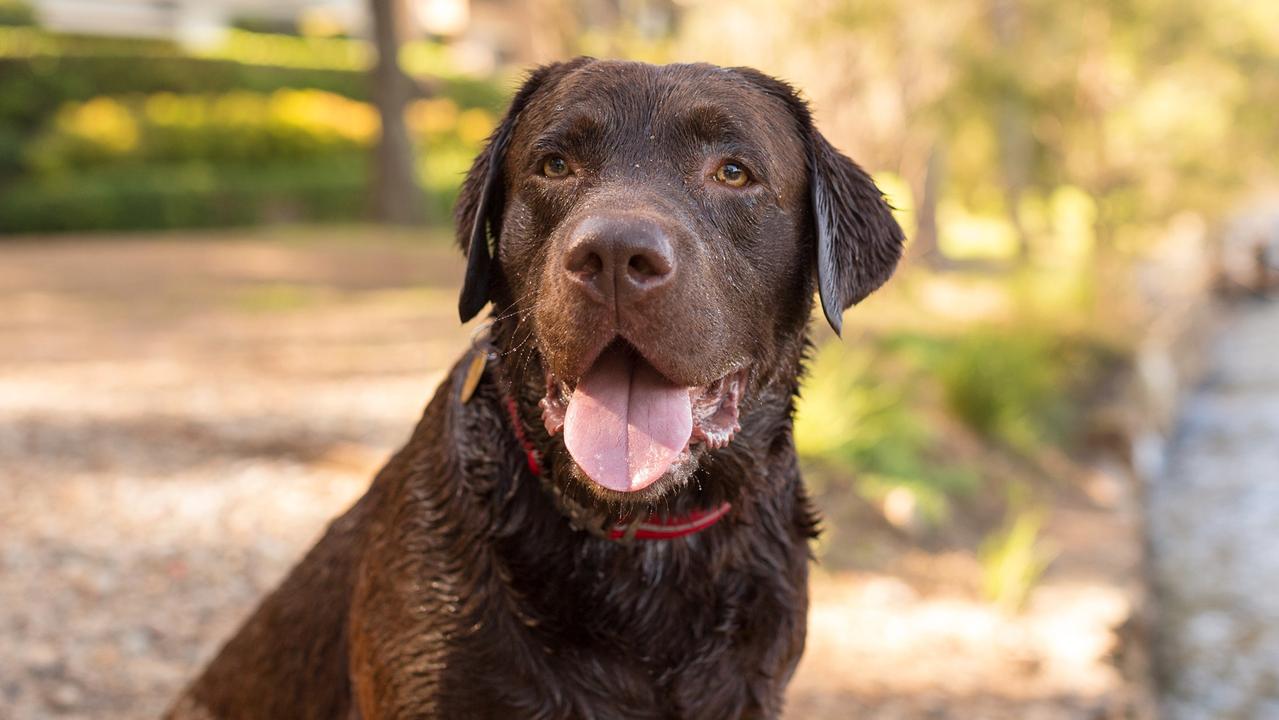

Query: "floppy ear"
left=808, top=131, right=905, bottom=335
left=727, top=67, right=904, bottom=335
left=455, top=58, right=593, bottom=322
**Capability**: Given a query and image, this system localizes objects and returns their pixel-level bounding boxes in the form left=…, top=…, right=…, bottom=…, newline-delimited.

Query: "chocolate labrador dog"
left=168, top=58, right=903, bottom=719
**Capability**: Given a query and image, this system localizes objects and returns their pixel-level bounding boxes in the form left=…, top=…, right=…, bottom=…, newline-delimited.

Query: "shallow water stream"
left=1149, top=297, right=1279, bottom=719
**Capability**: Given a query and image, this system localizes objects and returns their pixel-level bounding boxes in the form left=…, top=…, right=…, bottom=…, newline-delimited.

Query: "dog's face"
left=457, top=60, right=903, bottom=504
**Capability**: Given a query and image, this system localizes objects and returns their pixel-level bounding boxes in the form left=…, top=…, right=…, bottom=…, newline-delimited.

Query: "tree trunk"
left=991, top=0, right=1032, bottom=263
left=911, top=142, right=945, bottom=268
left=369, top=0, right=423, bottom=225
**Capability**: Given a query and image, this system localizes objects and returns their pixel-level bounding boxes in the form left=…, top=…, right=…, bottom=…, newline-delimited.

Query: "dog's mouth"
left=538, top=342, right=746, bottom=494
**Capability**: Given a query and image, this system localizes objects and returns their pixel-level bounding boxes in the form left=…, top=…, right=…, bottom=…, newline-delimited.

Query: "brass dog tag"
left=460, top=351, right=487, bottom=404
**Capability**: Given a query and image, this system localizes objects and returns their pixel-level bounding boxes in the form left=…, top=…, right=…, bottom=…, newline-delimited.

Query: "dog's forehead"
left=518, top=62, right=805, bottom=159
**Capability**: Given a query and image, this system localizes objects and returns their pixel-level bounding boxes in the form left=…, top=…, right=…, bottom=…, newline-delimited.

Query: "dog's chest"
left=430, top=540, right=806, bottom=720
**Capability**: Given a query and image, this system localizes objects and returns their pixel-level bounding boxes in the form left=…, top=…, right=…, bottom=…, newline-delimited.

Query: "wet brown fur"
left=168, top=59, right=903, bottom=719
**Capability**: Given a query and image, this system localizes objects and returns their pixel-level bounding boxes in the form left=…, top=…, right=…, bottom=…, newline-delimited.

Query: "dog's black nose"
left=563, top=215, right=676, bottom=305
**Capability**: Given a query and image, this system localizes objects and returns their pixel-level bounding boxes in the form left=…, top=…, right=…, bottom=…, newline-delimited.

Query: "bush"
left=0, top=27, right=506, bottom=123
left=0, top=160, right=368, bottom=232
left=0, top=27, right=507, bottom=232
left=795, top=321, right=1117, bottom=530
left=0, top=55, right=367, bottom=179
left=24, top=91, right=377, bottom=172
left=0, top=28, right=371, bottom=132
left=936, top=328, right=1076, bottom=453
left=795, top=339, right=978, bottom=525
left=0, top=0, right=33, bottom=26
left=0, top=89, right=490, bottom=231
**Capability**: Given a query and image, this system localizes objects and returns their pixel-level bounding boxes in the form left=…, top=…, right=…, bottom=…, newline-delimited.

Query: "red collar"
left=502, top=396, right=730, bottom=541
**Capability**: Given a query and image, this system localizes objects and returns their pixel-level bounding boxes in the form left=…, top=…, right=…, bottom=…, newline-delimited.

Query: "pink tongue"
left=563, top=347, right=693, bottom=493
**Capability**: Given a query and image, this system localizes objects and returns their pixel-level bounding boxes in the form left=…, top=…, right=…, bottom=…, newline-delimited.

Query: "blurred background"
left=1, top=0, right=1277, bottom=718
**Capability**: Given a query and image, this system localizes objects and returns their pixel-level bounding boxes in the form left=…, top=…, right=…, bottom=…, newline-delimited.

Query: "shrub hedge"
left=0, top=27, right=507, bottom=233
left=0, top=0, right=33, bottom=26
left=0, top=159, right=368, bottom=232
left=25, top=91, right=377, bottom=172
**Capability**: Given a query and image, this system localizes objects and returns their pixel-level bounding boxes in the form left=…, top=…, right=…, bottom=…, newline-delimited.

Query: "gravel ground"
left=0, top=229, right=1137, bottom=719
left=1150, top=297, right=1279, bottom=719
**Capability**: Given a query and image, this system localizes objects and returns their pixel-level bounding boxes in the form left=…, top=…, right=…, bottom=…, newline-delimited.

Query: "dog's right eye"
left=542, top=156, right=572, bottom=178
left=712, top=161, right=751, bottom=188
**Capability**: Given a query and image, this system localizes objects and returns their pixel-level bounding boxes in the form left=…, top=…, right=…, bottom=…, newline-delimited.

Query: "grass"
left=979, top=507, right=1059, bottom=612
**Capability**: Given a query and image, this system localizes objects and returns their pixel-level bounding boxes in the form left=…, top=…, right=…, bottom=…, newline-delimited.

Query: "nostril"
left=579, top=251, right=604, bottom=277
left=628, top=254, right=656, bottom=278
left=626, top=252, right=671, bottom=283
left=566, top=245, right=605, bottom=280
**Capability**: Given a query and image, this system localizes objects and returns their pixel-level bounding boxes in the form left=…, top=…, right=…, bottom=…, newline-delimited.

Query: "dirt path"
left=1150, top=298, right=1279, bottom=719
left=0, top=230, right=1136, bottom=719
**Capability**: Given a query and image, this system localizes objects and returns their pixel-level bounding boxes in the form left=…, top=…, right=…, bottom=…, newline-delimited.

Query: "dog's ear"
left=807, top=132, right=905, bottom=335
left=728, top=68, right=905, bottom=336
left=456, top=58, right=593, bottom=322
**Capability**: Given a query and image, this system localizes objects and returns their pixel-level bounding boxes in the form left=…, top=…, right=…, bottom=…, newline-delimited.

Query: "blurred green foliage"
left=0, top=27, right=505, bottom=106
left=931, top=326, right=1106, bottom=453
left=24, top=91, right=376, bottom=170
left=672, top=0, right=1279, bottom=263
left=938, top=330, right=1066, bottom=451
left=796, top=338, right=979, bottom=527
left=979, top=507, right=1057, bottom=612
left=0, top=26, right=505, bottom=233
left=796, top=300, right=1119, bottom=531
left=0, top=0, right=32, bottom=26
left=0, top=160, right=368, bottom=232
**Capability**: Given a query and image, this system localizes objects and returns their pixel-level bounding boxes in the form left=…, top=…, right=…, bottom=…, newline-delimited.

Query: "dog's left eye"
left=712, top=162, right=750, bottom=188
left=542, top=156, right=572, bottom=178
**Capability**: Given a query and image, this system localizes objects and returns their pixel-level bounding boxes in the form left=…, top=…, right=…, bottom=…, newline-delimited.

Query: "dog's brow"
left=672, top=105, right=772, bottom=183
left=681, top=105, right=753, bottom=145
left=533, top=114, right=608, bottom=153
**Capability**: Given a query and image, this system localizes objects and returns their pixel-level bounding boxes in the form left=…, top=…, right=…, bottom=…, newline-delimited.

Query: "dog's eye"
left=542, top=156, right=572, bottom=178
left=713, top=162, right=750, bottom=188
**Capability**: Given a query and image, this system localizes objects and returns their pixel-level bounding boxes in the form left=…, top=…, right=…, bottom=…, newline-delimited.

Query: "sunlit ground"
left=0, top=227, right=1142, bottom=718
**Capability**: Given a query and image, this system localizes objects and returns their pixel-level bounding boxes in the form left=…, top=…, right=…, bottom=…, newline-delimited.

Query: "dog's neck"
left=426, top=319, right=820, bottom=669
left=417, top=335, right=817, bottom=707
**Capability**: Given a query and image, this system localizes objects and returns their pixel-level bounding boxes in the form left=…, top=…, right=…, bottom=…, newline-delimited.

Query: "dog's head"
left=457, top=59, right=903, bottom=504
